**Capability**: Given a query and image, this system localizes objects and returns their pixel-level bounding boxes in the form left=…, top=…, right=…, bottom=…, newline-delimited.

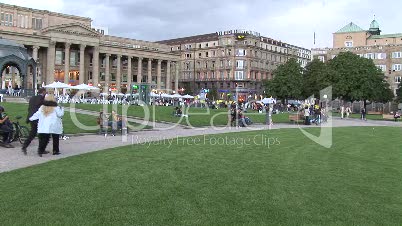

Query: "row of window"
left=183, top=60, right=276, bottom=70
left=0, top=12, right=13, bottom=26
left=0, top=12, right=43, bottom=30
left=376, top=64, right=402, bottom=72
left=182, top=71, right=266, bottom=82
left=356, top=52, right=402, bottom=59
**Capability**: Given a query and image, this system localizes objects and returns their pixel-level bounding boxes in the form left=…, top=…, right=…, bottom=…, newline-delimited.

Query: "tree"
left=397, top=82, right=402, bottom=103
left=182, top=82, right=193, bottom=95
left=265, top=58, right=303, bottom=102
left=208, top=87, right=219, bottom=101
left=327, top=52, right=393, bottom=109
left=302, top=59, right=335, bottom=99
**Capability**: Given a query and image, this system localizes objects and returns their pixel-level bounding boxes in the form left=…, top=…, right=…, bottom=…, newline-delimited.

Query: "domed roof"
left=0, top=38, right=24, bottom=48
left=0, top=38, right=30, bottom=61
left=370, top=19, right=380, bottom=29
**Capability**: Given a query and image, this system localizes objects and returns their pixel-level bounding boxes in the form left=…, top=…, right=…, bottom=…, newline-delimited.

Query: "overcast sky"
left=4, top=0, right=401, bottom=49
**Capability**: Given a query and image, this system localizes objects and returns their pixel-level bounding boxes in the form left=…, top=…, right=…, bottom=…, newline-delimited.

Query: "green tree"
left=265, top=58, right=303, bottom=102
left=208, top=87, right=219, bottom=100
left=396, top=82, right=402, bottom=103
left=302, top=59, right=335, bottom=98
left=182, top=82, right=193, bottom=95
left=327, top=52, right=393, bottom=109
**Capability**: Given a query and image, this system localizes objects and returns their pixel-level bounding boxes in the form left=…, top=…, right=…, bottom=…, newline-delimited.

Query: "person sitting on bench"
left=108, top=111, right=122, bottom=136
left=394, top=111, right=401, bottom=122
left=0, top=106, right=14, bottom=146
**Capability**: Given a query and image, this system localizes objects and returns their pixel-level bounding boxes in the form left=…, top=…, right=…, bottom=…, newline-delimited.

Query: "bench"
left=96, top=116, right=127, bottom=135
left=383, top=114, right=400, bottom=121
left=289, top=113, right=304, bottom=122
left=367, top=111, right=382, bottom=115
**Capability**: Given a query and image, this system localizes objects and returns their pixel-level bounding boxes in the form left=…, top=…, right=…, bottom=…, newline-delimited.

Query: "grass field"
left=68, top=103, right=291, bottom=127
left=0, top=127, right=401, bottom=225
left=1, top=103, right=148, bottom=134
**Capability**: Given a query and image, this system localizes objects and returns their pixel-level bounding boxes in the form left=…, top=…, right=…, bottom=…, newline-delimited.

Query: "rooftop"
left=368, top=33, right=402, bottom=39
left=335, top=22, right=365, bottom=34
left=157, top=33, right=219, bottom=45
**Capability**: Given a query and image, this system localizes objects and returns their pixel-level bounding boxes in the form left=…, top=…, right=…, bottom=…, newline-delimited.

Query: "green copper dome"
left=370, top=19, right=380, bottom=29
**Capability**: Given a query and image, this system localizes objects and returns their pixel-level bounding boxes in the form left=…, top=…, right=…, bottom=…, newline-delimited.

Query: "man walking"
left=21, top=88, right=46, bottom=155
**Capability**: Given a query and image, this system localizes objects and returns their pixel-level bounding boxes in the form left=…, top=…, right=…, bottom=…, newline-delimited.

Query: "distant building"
left=312, top=18, right=402, bottom=95
left=158, top=30, right=311, bottom=100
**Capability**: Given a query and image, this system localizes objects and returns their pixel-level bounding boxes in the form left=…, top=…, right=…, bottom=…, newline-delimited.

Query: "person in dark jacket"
left=21, top=88, right=46, bottom=155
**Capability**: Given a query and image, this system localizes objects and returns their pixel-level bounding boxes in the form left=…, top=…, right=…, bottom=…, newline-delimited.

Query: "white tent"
left=183, top=94, right=194, bottom=99
left=161, top=93, right=173, bottom=98
left=44, top=81, right=70, bottom=89
left=1, top=81, right=5, bottom=90
left=262, top=97, right=276, bottom=104
left=172, top=93, right=182, bottom=99
left=150, top=92, right=159, bottom=97
left=41, top=82, right=45, bottom=87
left=70, top=84, right=100, bottom=90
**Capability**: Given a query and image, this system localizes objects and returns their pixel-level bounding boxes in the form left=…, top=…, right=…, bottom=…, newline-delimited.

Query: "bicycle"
left=11, top=116, right=30, bottom=144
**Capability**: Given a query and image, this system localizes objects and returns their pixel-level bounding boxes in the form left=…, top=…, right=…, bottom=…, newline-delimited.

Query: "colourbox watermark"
left=131, top=135, right=281, bottom=149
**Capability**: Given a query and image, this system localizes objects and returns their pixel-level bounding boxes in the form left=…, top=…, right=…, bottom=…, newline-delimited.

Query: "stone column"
left=175, top=62, right=179, bottom=93
left=147, top=58, right=152, bottom=84
left=166, top=60, right=171, bottom=92
left=32, top=45, right=40, bottom=61
left=31, top=46, right=40, bottom=88
left=116, top=54, right=122, bottom=92
left=137, top=57, right=143, bottom=83
left=64, top=42, right=71, bottom=84
left=46, top=41, right=56, bottom=84
left=105, top=54, right=110, bottom=86
left=127, top=56, right=132, bottom=92
left=157, top=59, right=162, bottom=89
left=92, top=46, right=100, bottom=86
left=79, top=44, right=86, bottom=84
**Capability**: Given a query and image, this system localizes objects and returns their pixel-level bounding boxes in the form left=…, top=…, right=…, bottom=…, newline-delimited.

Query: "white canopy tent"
left=161, top=93, right=173, bottom=98
left=172, top=93, right=182, bottom=99
left=44, top=81, right=70, bottom=89
left=183, top=94, right=194, bottom=99
left=70, top=84, right=100, bottom=91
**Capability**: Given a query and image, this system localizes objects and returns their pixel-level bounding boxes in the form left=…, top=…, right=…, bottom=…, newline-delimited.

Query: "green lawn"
left=1, top=103, right=148, bottom=134
left=0, top=127, right=401, bottom=225
left=68, top=103, right=291, bottom=127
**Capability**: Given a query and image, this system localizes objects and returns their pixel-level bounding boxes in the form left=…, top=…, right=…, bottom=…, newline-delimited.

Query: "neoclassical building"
left=0, top=3, right=180, bottom=93
left=1, top=3, right=311, bottom=97
left=312, top=18, right=402, bottom=95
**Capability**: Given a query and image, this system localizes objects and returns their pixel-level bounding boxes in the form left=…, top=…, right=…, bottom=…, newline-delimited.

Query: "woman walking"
left=29, top=95, right=64, bottom=157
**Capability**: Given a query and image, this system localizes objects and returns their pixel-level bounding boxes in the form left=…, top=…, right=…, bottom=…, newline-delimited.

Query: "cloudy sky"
left=4, top=0, right=401, bottom=48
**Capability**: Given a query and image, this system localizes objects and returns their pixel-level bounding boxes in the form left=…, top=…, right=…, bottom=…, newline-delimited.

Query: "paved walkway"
left=0, top=116, right=400, bottom=173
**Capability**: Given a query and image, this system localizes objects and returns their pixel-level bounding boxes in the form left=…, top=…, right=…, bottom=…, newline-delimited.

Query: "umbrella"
left=183, top=94, right=194, bottom=99
left=44, top=81, right=70, bottom=89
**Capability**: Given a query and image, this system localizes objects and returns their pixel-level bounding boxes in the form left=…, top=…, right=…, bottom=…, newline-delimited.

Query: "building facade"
left=158, top=30, right=311, bottom=100
left=0, top=3, right=311, bottom=97
left=312, top=19, right=402, bottom=95
left=0, top=3, right=180, bottom=93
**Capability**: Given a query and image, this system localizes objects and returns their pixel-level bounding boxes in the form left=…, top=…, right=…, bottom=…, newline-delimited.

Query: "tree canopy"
left=265, top=52, right=394, bottom=105
left=265, top=58, right=303, bottom=102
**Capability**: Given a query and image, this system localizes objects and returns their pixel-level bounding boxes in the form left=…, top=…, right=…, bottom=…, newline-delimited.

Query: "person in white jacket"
left=29, top=94, right=64, bottom=157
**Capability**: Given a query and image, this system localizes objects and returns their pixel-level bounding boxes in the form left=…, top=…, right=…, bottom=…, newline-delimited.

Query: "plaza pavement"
left=0, top=113, right=400, bottom=173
